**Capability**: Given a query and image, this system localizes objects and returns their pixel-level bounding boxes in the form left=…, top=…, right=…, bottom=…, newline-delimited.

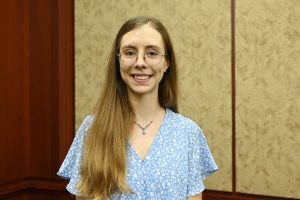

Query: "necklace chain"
left=134, top=110, right=162, bottom=135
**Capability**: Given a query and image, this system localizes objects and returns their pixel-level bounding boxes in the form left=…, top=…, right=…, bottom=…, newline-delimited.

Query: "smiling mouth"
left=133, top=75, right=151, bottom=80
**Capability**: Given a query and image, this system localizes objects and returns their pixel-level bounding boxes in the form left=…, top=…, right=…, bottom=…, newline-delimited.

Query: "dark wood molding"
left=231, top=0, right=237, bottom=193
left=57, top=0, right=75, bottom=164
left=1, top=187, right=73, bottom=200
left=204, top=190, right=299, bottom=200
left=0, top=178, right=68, bottom=196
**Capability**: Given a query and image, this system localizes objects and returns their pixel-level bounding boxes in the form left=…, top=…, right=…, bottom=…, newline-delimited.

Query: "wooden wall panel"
left=0, top=0, right=30, bottom=185
left=0, top=0, right=74, bottom=199
left=28, top=0, right=59, bottom=179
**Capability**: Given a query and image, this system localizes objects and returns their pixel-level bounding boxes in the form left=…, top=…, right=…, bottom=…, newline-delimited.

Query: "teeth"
left=134, top=75, right=150, bottom=80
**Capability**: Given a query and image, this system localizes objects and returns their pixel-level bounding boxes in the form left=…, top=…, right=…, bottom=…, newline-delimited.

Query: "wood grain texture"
left=0, top=0, right=74, bottom=199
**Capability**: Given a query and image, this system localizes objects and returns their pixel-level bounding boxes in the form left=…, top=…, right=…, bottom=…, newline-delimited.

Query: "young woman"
left=58, top=16, right=218, bottom=200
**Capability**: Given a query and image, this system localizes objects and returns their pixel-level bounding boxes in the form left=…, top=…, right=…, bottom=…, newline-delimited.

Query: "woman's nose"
left=135, top=53, right=147, bottom=68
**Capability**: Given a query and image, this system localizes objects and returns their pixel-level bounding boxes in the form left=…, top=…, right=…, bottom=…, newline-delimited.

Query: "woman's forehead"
left=120, top=24, right=164, bottom=50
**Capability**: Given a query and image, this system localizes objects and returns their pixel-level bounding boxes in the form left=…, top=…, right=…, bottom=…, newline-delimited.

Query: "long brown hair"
left=78, top=16, right=178, bottom=199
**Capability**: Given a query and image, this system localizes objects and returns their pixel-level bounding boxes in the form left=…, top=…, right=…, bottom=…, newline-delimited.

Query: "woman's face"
left=119, top=24, right=169, bottom=98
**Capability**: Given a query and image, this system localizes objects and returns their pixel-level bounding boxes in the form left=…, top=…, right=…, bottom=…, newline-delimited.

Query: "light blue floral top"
left=57, top=109, right=218, bottom=199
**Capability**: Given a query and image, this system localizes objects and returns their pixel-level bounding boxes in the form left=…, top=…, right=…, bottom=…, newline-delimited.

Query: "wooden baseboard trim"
left=203, top=190, right=299, bottom=200
left=1, top=180, right=299, bottom=200
left=0, top=177, right=68, bottom=197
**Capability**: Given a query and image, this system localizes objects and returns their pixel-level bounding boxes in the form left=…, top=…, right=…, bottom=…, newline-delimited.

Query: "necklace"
left=134, top=110, right=161, bottom=135
left=135, top=121, right=153, bottom=135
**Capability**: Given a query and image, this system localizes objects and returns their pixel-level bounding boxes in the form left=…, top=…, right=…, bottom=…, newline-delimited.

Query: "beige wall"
left=236, top=0, right=300, bottom=198
left=75, top=0, right=300, bottom=198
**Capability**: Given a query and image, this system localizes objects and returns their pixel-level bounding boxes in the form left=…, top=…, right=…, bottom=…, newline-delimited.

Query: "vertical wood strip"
left=231, top=0, right=236, bottom=193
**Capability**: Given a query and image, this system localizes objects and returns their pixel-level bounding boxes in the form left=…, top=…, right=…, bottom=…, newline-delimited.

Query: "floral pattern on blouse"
left=57, top=109, right=218, bottom=200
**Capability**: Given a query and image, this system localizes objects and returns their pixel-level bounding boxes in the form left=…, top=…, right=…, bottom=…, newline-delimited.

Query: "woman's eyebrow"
left=145, top=45, right=161, bottom=50
left=121, top=45, right=163, bottom=50
left=121, top=45, right=137, bottom=50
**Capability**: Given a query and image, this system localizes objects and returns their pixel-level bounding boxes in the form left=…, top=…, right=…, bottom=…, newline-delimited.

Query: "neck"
left=129, top=93, right=163, bottom=123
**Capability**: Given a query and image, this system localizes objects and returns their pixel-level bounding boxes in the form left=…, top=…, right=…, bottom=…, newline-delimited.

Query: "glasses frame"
left=117, top=52, right=168, bottom=66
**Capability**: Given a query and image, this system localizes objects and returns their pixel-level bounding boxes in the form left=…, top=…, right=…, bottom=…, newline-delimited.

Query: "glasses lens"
left=120, top=53, right=163, bottom=66
left=145, top=54, right=162, bottom=66
left=120, top=54, right=135, bottom=66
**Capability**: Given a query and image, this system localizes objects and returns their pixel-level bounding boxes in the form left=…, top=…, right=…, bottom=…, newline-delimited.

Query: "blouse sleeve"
left=187, top=124, right=218, bottom=197
left=57, top=115, right=93, bottom=195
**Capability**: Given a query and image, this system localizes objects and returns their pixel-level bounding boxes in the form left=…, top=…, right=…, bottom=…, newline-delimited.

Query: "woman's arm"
left=187, top=193, right=202, bottom=200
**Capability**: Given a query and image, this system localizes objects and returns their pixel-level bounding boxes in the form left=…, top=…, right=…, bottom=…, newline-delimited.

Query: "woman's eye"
left=146, top=51, right=158, bottom=57
left=124, top=51, right=136, bottom=57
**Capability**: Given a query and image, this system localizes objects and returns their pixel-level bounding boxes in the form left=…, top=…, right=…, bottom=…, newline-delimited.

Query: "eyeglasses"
left=118, top=50, right=167, bottom=66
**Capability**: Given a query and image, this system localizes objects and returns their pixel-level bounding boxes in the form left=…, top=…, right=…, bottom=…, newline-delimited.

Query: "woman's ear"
left=164, top=66, right=169, bottom=73
left=164, top=60, right=169, bottom=72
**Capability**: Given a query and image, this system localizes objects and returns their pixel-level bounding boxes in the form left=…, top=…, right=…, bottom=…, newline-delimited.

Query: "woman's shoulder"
left=75, top=115, right=95, bottom=137
left=81, top=115, right=94, bottom=125
left=166, top=109, right=201, bottom=131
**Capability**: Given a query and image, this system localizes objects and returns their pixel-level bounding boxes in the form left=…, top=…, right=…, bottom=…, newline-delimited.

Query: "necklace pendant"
left=141, top=127, right=146, bottom=135
left=135, top=121, right=153, bottom=136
